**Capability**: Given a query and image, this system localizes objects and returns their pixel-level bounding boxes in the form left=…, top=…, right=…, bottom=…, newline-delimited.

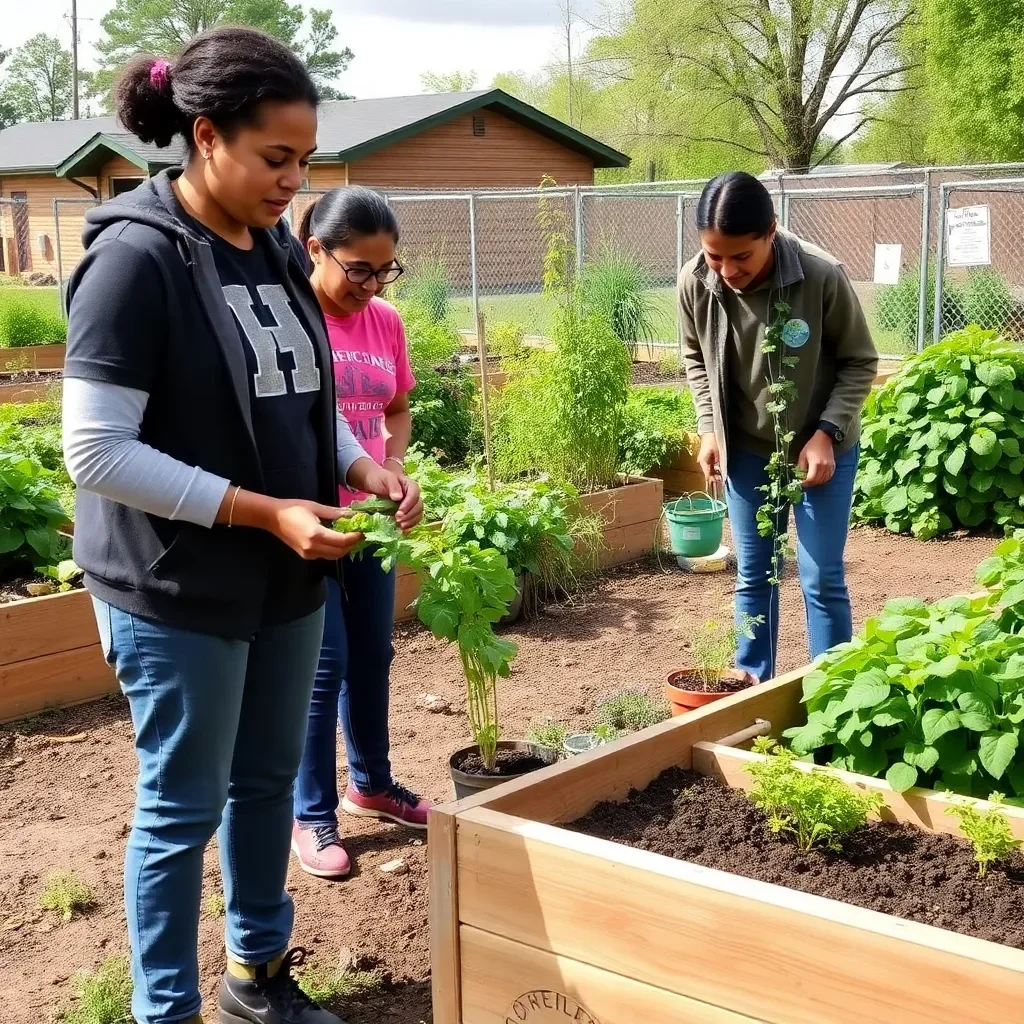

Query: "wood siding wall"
left=348, top=109, right=595, bottom=189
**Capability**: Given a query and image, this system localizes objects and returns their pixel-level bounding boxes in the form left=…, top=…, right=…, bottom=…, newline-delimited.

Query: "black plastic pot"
left=448, top=740, right=558, bottom=800
left=497, top=573, right=527, bottom=627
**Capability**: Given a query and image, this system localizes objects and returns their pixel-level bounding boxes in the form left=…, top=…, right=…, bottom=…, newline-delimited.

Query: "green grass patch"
left=298, top=961, right=385, bottom=1005
left=39, top=871, right=93, bottom=922
left=0, top=287, right=65, bottom=347
left=59, top=956, right=133, bottom=1024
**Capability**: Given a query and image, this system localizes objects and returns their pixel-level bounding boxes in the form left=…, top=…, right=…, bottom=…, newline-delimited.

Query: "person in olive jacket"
left=680, top=171, right=878, bottom=682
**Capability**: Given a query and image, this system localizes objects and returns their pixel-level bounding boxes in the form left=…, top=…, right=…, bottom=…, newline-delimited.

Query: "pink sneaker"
left=290, top=822, right=351, bottom=878
left=341, top=782, right=432, bottom=830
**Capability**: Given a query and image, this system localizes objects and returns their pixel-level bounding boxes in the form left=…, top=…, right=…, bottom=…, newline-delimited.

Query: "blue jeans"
left=94, top=598, right=325, bottom=1024
left=294, top=557, right=396, bottom=825
left=726, top=444, right=859, bottom=682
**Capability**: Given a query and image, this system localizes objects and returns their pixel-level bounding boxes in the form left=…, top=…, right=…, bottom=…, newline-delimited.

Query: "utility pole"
left=71, top=0, right=80, bottom=119
left=561, top=1, right=574, bottom=128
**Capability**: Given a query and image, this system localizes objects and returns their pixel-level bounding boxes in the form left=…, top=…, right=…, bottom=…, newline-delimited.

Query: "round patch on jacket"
left=782, top=318, right=811, bottom=349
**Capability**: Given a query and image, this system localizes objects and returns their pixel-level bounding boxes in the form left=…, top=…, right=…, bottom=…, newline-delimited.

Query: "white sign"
left=873, top=243, right=903, bottom=285
left=947, top=205, right=991, bottom=267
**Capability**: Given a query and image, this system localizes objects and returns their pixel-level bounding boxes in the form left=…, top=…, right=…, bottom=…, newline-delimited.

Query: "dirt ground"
left=0, top=526, right=996, bottom=1022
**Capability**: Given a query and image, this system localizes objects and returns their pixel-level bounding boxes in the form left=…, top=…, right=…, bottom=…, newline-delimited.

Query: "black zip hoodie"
left=65, top=169, right=338, bottom=640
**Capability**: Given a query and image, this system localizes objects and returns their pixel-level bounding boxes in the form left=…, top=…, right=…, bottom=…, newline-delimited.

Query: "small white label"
left=681, top=526, right=702, bottom=540
left=947, top=205, right=991, bottom=267
left=873, top=243, right=902, bottom=284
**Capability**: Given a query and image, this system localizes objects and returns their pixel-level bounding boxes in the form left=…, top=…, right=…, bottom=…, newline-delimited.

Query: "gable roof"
left=0, top=88, right=629, bottom=177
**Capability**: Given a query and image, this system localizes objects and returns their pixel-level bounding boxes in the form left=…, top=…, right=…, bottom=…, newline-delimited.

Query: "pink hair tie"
left=149, top=59, right=171, bottom=91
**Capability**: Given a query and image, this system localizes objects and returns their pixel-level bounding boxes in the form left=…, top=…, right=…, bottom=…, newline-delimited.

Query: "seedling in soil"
left=745, top=738, right=884, bottom=853
left=688, top=614, right=762, bottom=689
left=590, top=722, right=623, bottom=743
left=58, top=955, right=132, bottom=1024
left=39, top=871, right=93, bottom=922
left=596, top=690, right=668, bottom=733
left=947, top=793, right=1023, bottom=877
left=528, top=718, right=569, bottom=751
left=298, top=960, right=385, bottom=1004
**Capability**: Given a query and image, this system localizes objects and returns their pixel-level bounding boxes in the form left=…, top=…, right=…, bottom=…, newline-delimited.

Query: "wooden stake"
left=475, top=310, right=496, bottom=491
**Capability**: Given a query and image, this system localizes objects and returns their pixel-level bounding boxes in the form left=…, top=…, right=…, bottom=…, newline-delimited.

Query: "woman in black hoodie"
left=61, top=26, right=417, bottom=1024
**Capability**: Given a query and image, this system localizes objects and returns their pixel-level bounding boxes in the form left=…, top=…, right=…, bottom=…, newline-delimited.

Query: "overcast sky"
left=3, top=0, right=606, bottom=104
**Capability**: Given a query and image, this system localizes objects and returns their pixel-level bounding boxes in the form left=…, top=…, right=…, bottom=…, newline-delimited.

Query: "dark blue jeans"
left=294, top=557, right=396, bottom=826
left=726, top=444, right=859, bottom=682
left=93, top=598, right=325, bottom=1024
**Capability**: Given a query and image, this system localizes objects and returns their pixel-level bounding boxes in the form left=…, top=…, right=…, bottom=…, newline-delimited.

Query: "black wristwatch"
left=817, top=420, right=844, bottom=444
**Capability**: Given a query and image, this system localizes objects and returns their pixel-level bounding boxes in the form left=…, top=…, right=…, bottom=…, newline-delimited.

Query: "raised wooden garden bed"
left=0, top=343, right=66, bottom=372
left=578, top=475, right=663, bottom=568
left=429, top=667, right=1024, bottom=1024
left=0, top=379, right=54, bottom=404
left=0, top=588, right=114, bottom=723
left=651, top=431, right=703, bottom=498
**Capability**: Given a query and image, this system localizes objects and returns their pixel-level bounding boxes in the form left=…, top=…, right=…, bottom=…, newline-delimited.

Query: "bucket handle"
left=676, top=482, right=723, bottom=511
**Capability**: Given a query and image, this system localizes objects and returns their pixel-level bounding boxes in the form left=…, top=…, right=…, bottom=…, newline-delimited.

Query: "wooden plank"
left=0, top=589, right=100, bottom=667
left=394, top=567, right=420, bottom=623
left=580, top=477, right=663, bottom=531
left=0, top=644, right=116, bottom=723
left=460, top=926, right=764, bottom=1024
left=450, top=669, right=807, bottom=825
left=14, top=344, right=66, bottom=370
left=429, top=805, right=463, bottom=1024
left=693, top=741, right=1024, bottom=842
left=456, top=807, right=1024, bottom=1024
left=0, top=380, right=52, bottom=404
left=597, top=518, right=659, bottom=568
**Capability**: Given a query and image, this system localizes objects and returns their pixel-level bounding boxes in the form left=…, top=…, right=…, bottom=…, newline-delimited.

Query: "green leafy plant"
left=960, top=269, right=1014, bottom=333
left=0, top=291, right=67, bottom=348
left=617, top=386, right=696, bottom=476
left=40, top=871, right=94, bottom=922
left=298, top=960, right=384, bottom=1004
left=689, top=614, right=762, bottom=688
left=784, top=557, right=1024, bottom=798
left=528, top=718, right=569, bottom=750
left=875, top=270, right=963, bottom=351
left=59, top=956, right=133, bottom=1024
left=403, top=305, right=476, bottom=465
left=745, top=738, right=884, bottom=852
left=947, top=792, right=1022, bottom=877
left=854, top=327, right=1024, bottom=538
left=0, top=452, right=67, bottom=575
left=657, top=351, right=682, bottom=378
left=579, top=247, right=658, bottom=360
left=404, top=446, right=482, bottom=521
left=595, top=690, right=669, bottom=733
left=394, top=255, right=450, bottom=324
left=758, top=300, right=804, bottom=588
left=590, top=722, right=623, bottom=743
left=40, top=559, right=84, bottom=593
left=489, top=320, right=527, bottom=359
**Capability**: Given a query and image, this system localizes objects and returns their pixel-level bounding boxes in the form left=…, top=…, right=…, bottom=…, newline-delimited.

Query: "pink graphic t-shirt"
left=324, top=297, right=416, bottom=505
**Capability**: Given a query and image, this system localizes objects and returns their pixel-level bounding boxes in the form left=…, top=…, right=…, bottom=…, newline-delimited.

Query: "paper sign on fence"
left=947, top=205, right=991, bottom=267
left=872, top=243, right=902, bottom=285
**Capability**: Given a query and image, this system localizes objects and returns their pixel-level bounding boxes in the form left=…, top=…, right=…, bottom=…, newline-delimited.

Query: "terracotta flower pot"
left=664, top=668, right=759, bottom=716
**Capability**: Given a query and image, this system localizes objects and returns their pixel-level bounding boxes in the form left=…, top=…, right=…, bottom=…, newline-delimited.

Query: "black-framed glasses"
left=322, top=246, right=404, bottom=285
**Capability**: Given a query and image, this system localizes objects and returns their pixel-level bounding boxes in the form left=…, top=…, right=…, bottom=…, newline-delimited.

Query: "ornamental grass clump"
left=854, top=326, right=1024, bottom=538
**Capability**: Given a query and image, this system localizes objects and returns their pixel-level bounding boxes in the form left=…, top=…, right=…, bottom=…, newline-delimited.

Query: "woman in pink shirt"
left=291, top=187, right=430, bottom=879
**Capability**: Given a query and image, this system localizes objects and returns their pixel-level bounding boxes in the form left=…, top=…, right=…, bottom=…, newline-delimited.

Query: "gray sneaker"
left=217, top=948, right=346, bottom=1024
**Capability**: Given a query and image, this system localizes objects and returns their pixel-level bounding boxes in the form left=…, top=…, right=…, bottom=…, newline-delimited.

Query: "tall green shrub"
left=875, top=270, right=963, bottom=351
left=961, top=269, right=1014, bottom=332
left=617, top=386, right=697, bottom=476
left=0, top=292, right=66, bottom=348
left=579, top=248, right=658, bottom=360
left=854, top=326, right=1024, bottom=538
left=396, top=256, right=450, bottom=324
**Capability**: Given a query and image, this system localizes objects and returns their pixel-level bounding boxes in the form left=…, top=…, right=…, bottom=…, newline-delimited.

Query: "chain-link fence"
left=0, top=197, right=30, bottom=277
left=53, top=197, right=101, bottom=300
left=934, top=180, right=1024, bottom=344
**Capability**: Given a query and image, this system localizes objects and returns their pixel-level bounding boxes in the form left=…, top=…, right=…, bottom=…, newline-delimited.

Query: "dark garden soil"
left=453, top=749, right=549, bottom=777
left=0, top=525, right=997, bottom=1022
left=0, top=572, right=81, bottom=605
left=0, top=369, right=62, bottom=386
left=630, top=361, right=687, bottom=387
left=571, top=767, right=1024, bottom=949
left=667, top=669, right=753, bottom=694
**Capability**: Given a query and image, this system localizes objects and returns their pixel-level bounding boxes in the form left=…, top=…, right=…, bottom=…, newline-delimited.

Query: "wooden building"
left=0, top=89, right=628, bottom=279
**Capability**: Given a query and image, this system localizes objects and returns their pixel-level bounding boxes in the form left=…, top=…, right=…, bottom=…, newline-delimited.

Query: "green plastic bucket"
left=664, top=493, right=727, bottom=558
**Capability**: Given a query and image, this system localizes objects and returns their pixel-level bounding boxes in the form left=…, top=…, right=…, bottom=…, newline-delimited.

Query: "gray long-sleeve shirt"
left=63, top=377, right=369, bottom=527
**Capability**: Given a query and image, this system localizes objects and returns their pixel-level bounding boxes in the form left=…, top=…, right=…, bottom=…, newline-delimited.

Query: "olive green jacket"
left=678, top=229, right=878, bottom=480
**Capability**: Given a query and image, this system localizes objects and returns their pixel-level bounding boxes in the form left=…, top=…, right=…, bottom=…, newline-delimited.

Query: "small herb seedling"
left=688, top=614, right=762, bottom=688
left=528, top=718, right=569, bottom=751
left=745, top=738, right=884, bottom=852
left=595, top=690, right=669, bottom=733
left=39, top=871, right=93, bottom=922
left=947, top=793, right=1022, bottom=878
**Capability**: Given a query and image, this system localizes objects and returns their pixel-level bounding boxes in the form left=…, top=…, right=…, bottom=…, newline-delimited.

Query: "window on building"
left=110, top=177, right=145, bottom=198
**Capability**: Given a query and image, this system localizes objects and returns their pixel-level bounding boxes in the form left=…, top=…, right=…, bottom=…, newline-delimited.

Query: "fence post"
left=916, top=181, right=931, bottom=352
left=475, top=309, right=496, bottom=491
left=932, top=184, right=949, bottom=345
left=574, top=184, right=584, bottom=272
left=676, top=193, right=684, bottom=360
left=468, top=193, right=480, bottom=347
left=52, top=199, right=69, bottom=321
